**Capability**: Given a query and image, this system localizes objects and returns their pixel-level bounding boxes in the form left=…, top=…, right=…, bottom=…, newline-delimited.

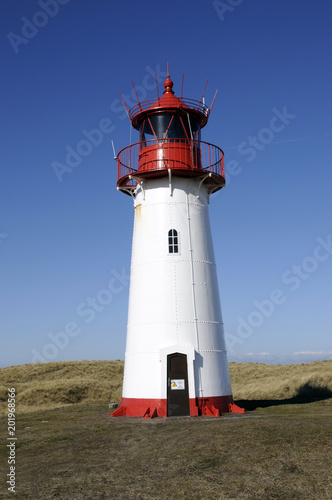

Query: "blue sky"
left=1, top=0, right=331, bottom=368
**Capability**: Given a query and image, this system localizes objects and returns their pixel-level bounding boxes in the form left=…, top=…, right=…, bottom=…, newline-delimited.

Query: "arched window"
left=168, top=229, right=179, bottom=254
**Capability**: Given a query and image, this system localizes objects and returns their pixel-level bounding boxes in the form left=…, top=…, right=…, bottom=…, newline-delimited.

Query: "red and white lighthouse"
left=112, top=71, right=243, bottom=418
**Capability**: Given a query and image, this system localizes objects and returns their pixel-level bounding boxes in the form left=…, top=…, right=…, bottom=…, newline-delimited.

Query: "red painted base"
left=110, top=395, right=245, bottom=418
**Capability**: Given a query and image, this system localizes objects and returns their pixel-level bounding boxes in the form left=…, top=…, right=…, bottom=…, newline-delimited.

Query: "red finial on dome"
left=163, top=76, right=174, bottom=94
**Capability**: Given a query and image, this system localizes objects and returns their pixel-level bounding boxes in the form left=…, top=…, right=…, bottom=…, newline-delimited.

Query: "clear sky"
left=1, top=0, right=331, bottom=368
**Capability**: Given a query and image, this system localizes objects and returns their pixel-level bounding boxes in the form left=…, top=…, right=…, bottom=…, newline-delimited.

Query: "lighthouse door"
left=167, top=353, right=190, bottom=416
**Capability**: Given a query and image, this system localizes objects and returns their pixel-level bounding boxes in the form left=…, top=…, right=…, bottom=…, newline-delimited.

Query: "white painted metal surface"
left=122, top=175, right=232, bottom=402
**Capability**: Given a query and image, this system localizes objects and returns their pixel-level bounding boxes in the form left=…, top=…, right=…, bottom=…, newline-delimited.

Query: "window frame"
left=168, top=229, right=180, bottom=255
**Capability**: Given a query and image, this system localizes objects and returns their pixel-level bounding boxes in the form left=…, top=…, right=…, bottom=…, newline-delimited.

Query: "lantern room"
left=117, top=73, right=225, bottom=195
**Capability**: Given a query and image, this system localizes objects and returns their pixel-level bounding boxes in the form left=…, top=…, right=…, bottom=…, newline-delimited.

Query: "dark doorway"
left=167, top=353, right=190, bottom=416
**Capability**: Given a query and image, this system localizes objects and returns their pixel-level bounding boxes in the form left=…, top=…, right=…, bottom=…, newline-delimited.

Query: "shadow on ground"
left=235, top=382, right=332, bottom=411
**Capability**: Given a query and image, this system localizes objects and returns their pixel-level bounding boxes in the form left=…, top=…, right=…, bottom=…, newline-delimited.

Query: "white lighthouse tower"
left=111, top=72, right=244, bottom=417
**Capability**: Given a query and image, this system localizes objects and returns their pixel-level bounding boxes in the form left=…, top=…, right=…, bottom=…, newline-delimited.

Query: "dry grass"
left=229, top=359, right=332, bottom=400
left=0, top=360, right=331, bottom=499
left=1, top=359, right=331, bottom=415
left=0, top=360, right=123, bottom=415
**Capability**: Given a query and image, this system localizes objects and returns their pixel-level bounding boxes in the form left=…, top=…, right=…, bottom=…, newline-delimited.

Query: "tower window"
left=168, top=229, right=179, bottom=254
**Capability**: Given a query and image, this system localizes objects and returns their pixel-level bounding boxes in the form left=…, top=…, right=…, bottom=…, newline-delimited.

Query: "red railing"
left=128, top=98, right=210, bottom=122
left=117, top=139, right=224, bottom=186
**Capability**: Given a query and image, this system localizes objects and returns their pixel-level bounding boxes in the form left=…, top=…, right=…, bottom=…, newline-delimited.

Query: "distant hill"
left=1, top=359, right=331, bottom=415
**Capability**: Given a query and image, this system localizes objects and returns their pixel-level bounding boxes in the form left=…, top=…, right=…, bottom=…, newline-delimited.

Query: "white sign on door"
left=171, top=379, right=185, bottom=390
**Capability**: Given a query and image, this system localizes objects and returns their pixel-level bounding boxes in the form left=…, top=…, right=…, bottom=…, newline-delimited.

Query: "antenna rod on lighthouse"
left=210, top=88, right=219, bottom=113
left=132, top=81, right=142, bottom=112
left=111, top=139, right=117, bottom=160
left=118, top=92, right=131, bottom=120
left=155, top=73, right=160, bottom=100
left=197, top=79, right=208, bottom=110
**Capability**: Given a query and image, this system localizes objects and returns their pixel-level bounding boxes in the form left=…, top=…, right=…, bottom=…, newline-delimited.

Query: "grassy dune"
left=229, top=359, right=332, bottom=400
left=0, top=360, right=123, bottom=415
left=0, top=359, right=331, bottom=415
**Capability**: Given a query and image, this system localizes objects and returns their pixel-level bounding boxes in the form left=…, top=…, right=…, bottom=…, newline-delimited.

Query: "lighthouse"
left=111, top=71, right=243, bottom=418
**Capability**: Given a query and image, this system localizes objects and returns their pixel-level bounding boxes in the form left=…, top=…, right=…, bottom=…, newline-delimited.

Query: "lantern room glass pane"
left=140, top=113, right=201, bottom=143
